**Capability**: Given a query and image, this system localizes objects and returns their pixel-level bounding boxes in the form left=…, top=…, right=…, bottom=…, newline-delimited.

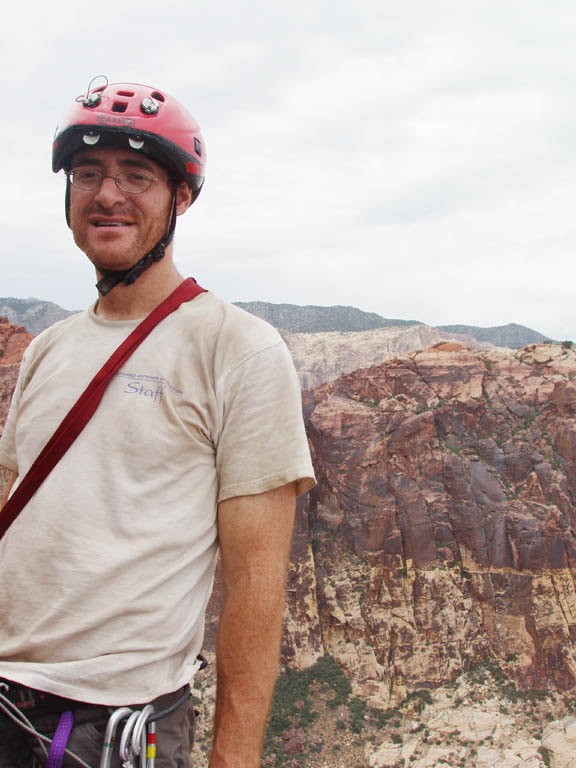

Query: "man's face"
left=68, top=147, right=176, bottom=273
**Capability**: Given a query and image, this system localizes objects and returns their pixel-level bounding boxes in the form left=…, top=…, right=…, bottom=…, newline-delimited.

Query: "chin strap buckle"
left=95, top=273, right=121, bottom=296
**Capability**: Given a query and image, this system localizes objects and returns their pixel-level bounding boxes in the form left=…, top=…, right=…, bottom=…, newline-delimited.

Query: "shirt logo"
left=114, top=372, right=183, bottom=405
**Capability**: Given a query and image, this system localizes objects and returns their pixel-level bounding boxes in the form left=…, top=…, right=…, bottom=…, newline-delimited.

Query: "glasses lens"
left=117, top=171, right=152, bottom=194
left=70, top=168, right=102, bottom=190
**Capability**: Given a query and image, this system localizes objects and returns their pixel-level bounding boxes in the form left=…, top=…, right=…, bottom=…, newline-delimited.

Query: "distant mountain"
left=0, top=297, right=557, bottom=351
left=237, top=303, right=554, bottom=349
left=437, top=322, right=554, bottom=349
left=234, top=302, right=419, bottom=333
left=0, top=298, right=75, bottom=336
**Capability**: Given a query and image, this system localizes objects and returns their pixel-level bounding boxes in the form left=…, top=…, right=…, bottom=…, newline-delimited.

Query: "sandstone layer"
left=281, top=325, right=480, bottom=389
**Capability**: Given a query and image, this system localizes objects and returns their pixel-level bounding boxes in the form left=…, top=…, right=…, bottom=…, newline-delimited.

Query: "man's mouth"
left=93, top=221, right=133, bottom=227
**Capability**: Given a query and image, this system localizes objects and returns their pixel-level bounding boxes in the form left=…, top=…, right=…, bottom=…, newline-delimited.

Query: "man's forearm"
left=209, top=570, right=286, bottom=767
left=210, top=483, right=296, bottom=768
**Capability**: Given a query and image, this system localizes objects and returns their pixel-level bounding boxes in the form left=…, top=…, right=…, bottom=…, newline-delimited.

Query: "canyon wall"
left=281, top=342, right=576, bottom=706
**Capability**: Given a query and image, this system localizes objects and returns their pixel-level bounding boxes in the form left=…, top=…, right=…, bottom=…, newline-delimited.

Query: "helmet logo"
left=96, top=115, right=136, bottom=128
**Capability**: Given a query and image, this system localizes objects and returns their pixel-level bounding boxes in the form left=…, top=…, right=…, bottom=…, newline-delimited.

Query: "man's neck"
left=93, top=262, right=185, bottom=321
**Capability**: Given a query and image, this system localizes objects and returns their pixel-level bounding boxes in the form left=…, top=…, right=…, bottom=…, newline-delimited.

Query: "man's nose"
left=93, top=176, right=126, bottom=207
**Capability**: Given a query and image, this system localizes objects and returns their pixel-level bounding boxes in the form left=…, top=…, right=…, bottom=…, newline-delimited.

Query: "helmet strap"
left=94, top=193, right=179, bottom=296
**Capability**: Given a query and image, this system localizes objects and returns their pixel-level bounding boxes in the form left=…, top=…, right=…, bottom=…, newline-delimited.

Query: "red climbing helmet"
left=52, top=78, right=206, bottom=295
left=52, top=78, right=205, bottom=202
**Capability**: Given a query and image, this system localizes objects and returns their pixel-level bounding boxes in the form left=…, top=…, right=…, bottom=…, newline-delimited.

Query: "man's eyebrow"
left=72, top=157, right=158, bottom=173
left=118, top=157, right=157, bottom=173
left=72, top=157, right=106, bottom=168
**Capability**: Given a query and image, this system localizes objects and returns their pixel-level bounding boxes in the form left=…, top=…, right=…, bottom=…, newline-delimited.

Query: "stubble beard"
left=72, top=200, right=172, bottom=274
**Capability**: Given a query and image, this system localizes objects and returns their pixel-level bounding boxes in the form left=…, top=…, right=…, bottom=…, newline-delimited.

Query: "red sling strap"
left=0, top=277, right=206, bottom=540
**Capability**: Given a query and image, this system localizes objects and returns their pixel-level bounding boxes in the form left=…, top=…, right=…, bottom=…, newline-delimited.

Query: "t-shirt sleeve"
left=215, top=339, right=315, bottom=502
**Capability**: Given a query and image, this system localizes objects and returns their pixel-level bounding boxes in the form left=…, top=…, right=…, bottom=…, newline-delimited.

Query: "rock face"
left=282, top=342, right=576, bottom=706
left=0, top=318, right=34, bottom=436
left=281, top=325, right=480, bottom=389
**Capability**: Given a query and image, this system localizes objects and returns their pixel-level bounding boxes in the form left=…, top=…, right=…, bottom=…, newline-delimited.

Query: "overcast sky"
left=2, top=0, right=574, bottom=341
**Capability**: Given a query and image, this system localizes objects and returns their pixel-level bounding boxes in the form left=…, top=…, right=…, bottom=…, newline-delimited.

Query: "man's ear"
left=175, top=181, right=193, bottom=215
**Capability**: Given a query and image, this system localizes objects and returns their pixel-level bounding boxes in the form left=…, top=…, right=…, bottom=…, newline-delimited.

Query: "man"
left=0, top=80, right=315, bottom=767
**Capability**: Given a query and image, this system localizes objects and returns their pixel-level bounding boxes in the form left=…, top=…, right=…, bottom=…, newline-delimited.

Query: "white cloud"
left=1, top=0, right=575, bottom=341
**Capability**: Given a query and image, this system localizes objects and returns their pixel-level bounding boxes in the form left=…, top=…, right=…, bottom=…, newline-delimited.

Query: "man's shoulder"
left=180, top=292, right=282, bottom=351
left=22, top=310, right=88, bottom=357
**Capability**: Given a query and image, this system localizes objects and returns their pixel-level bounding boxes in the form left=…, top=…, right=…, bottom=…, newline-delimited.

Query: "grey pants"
left=0, top=687, right=195, bottom=768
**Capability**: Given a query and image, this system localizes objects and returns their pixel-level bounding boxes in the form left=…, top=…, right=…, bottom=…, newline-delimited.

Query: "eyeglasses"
left=67, top=168, right=168, bottom=194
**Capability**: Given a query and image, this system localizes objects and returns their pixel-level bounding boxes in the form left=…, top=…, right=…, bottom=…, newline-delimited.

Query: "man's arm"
left=1, top=466, right=18, bottom=509
left=210, top=481, right=297, bottom=768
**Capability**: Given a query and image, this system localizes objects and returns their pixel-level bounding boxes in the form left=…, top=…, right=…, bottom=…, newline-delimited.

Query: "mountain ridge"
left=438, top=321, right=554, bottom=348
left=0, top=297, right=557, bottom=349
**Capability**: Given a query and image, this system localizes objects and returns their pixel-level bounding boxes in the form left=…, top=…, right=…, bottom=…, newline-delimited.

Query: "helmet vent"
left=151, top=91, right=165, bottom=102
left=117, top=90, right=135, bottom=97
left=112, top=102, right=128, bottom=113
left=194, top=137, right=202, bottom=157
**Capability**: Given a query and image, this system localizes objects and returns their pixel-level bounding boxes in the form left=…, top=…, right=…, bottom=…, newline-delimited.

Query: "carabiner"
left=99, top=707, right=132, bottom=768
left=119, top=710, right=140, bottom=766
left=131, top=704, right=155, bottom=767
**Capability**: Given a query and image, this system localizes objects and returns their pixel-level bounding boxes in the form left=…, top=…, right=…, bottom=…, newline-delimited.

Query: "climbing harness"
left=0, top=655, right=206, bottom=767
left=0, top=681, right=91, bottom=768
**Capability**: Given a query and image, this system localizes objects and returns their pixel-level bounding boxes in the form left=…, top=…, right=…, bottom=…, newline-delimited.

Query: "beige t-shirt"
left=0, top=291, right=315, bottom=705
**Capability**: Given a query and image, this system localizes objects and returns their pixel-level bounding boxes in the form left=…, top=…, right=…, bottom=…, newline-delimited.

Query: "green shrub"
left=265, top=655, right=351, bottom=748
left=348, top=696, right=368, bottom=733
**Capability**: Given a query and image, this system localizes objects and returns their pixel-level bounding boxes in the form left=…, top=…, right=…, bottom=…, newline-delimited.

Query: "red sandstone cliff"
left=0, top=318, right=34, bottom=436
left=280, top=342, right=576, bottom=706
